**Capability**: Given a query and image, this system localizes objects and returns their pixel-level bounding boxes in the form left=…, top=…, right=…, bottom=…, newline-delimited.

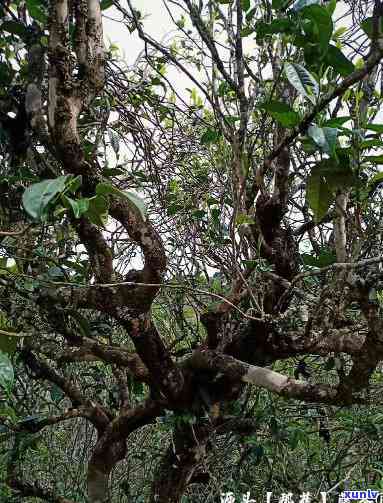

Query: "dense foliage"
left=0, top=0, right=383, bottom=501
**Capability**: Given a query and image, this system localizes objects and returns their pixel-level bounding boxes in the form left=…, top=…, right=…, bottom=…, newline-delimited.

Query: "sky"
left=103, top=1, right=181, bottom=64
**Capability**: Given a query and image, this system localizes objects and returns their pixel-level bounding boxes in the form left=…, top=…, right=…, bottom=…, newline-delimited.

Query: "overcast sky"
left=103, top=1, right=180, bottom=64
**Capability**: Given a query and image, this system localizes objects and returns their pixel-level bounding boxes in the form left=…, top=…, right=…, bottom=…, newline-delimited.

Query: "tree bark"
left=151, top=425, right=210, bottom=503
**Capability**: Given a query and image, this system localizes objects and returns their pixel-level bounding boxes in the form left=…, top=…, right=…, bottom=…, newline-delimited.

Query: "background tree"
left=0, top=0, right=383, bottom=502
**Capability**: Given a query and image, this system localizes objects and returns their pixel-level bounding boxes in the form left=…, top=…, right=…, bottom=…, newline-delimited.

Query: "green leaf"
left=363, top=155, right=383, bottom=164
left=306, top=168, right=334, bottom=222
left=1, top=20, right=28, bottom=38
left=102, top=168, right=124, bottom=177
left=325, top=45, right=355, bottom=76
left=0, top=62, right=13, bottom=86
left=62, top=196, right=89, bottom=219
left=325, top=0, right=336, bottom=15
left=364, top=123, right=383, bottom=134
left=26, top=0, right=47, bottom=22
left=292, top=0, right=319, bottom=11
left=100, top=0, right=114, bottom=9
left=323, top=116, right=351, bottom=128
left=272, top=0, right=288, bottom=9
left=96, top=183, right=147, bottom=220
left=368, top=172, right=383, bottom=187
left=246, top=7, right=257, bottom=21
left=301, top=248, right=336, bottom=267
left=241, top=0, right=251, bottom=10
left=218, top=0, right=233, bottom=3
left=307, top=124, right=338, bottom=156
left=360, top=139, right=383, bottom=149
left=0, top=335, right=17, bottom=356
left=241, top=26, right=255, bottom=37
left=284, top=62, right=319, bottom=104
left=224, top=115, right=240, bottom=125
left=332, top=26, right=347, bottom=40
left=361, top=17, right=383, bottom=39
left=306, top=158, right=354, bottom=221
left=324, top=357, right=335, bottom=370
left=300, top=5, right=333, bottom=52
left=317, top=157, right=355, bottom=191
left=192, top=209, right=206, bottom=220
left=85, top=195, right=109, bottom=227
left=201, top=128, right=220, bottom=145
left=256, top=19, right=294, bottom=39
left=263, top=101, right=300, bottom=127
left=22, top=176, right=70, bottom=221
left=0, top=351, right=14, bottom=391
left=66, top=175, right=82, bottom=194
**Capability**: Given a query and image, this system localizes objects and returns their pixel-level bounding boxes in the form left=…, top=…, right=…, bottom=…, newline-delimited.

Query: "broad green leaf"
left=306, top=158, right=354, bottom=221
left=323, top=116, right=351, bottom=128
left=85, top=195, right=109, bottom=227
left=272, top=0, right=288, bottom=9
left=62, top=196, right=89, bottom=219
left=192, top=209, right=206, bottom=220
left=224, top=115, right=240, bottom=125
left=246, top=7, right=257, bottom=21
left=256, top=19, right=294, bottom=39
left=263, top=101, right=300, bottom=127
left=364, top=124, right=383, bottom=134
left=96, top=183, right=147, bottom=220
left=66, top=175, right=82, bottom=194
left=241, top=26, right=255, bottom=37
left=218, top=81, right=233, bottom=96
left=284, top=63, right=319, bottom=104
left=301, top=248, right=336, bottom=267
left=291, top=0, right=319, bottom=11
left=22, top=176, right=70, bottom=221
left=324, top=357, right=335, bottom=370
left=325, top=0, right=336, bottom=15
left=306, top=167, right=333, bottom=222
left=301, top=5, right=333, bottom=52
left=201, top=129, right=220, bottom=145
left=368, top=172, right=383, bottom=186
left=332, top=26, right=347, bottom=40
left=241, top=0, right=251, bottom=10
left=360, top=139, right=383, bottom=149
left=100, top=0, right=114, bottom=9
left=301, top=136, right=318, bottom=154
left=315, top=157, right=355, bottom=191
left=0, top=334, right=17, bottom=356
left=102, top=168, right=124, bottom=177
left=1, top=20, right=28, bottom=38
left=363, top=155, right=383, bottom=164
left=308, top=124, right=338, bottom=156
left=0, top=351, right=14, bottom=391
left=242, top=259, right=258, bottom=269
left=361, top=17, right=383, bottom=39
left=325, top=45, right=355, bottom=76
left=0, top=62, right=13, bottom=86
left=26, top=0, right=47, bottom=22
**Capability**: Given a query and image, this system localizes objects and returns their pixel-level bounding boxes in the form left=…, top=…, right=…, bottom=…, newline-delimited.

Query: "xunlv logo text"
left=340, top=491, right=381, bottom=501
